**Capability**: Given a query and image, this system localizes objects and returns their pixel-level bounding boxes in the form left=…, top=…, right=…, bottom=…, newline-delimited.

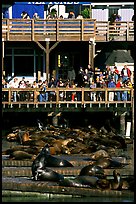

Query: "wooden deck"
left=2, top=87, right=134, bottom=112
left=2, top=19, right=134, bottom=42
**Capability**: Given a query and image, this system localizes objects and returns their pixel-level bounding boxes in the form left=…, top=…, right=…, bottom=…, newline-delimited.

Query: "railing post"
left=81, top=19, right=84, bottom=41
left=56, top=19, right=59, bottom=41
left=8, top=88, right=11, bottom=105
left=82, top=87, right=84, bottom=105
left=131, top=89, right=134, bottom=137
left=126, top=22, right=129, bottom=41
left=56, top=88, right=59, bottom=105
left=105, top=88, right=108, bottom=105
left=93, top=19, right=96, bottom=39
left=31, top=19, right=34, bottom=41
left=34, top=89, right=37, bottom=104
left=107, top=21, right=109, bottom=41
left=6, top=19, right=10, bottom=41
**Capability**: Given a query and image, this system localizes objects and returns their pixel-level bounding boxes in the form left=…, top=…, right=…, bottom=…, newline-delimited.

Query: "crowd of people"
left=2, top=64, right=133, bottom=103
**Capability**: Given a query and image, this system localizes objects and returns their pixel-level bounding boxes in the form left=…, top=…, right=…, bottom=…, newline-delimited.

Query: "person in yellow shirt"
left=125, top=78, right=133, bottom=101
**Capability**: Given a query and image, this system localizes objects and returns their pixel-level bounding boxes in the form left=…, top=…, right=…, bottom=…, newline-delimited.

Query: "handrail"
left=2, top=19, right=134, bottom=41
left=2, top=87, right=134, bottom=108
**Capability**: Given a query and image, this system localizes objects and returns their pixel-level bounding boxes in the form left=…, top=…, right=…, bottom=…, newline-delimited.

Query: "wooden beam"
left=34, top=41, right=47, bottom=53
left=49, top=42, right=60, bottom=53
left=46, top=41, right=50, bottom=81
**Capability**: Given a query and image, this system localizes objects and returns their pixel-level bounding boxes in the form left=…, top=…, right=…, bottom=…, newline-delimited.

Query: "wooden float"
left=2, top=176, right=134, bottom=198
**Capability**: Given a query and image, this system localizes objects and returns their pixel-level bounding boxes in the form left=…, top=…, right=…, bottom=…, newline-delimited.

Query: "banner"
left=15, top=2, right=91, bottom=5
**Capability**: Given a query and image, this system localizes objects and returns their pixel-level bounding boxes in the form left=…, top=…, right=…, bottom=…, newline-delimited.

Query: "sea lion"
left=6, top=132, right=18, bottom=141
left=40, top=144, right=73, bottom=167
left=3, top=146, right=39, bottom=156
left=32, top=144, right=73, bottom=179
left=90, top=150, right=110, bottom=160
left=108, top=158, right=128, bottom=168
left=109, top=170, right=122, bottom=190
left=9, top=150, right=35, bottom=160
left=96, top=178, right=110, bottom=190
left=75, top=175, right=99, bottom=187
left=59, top=176, right=98, bottom=188
left=79, top=164, right=105, bottom=178
left=94, top=157, right=111, bottom=169
left=37, top=119, right=44, bottom=131
left=33, top=167, right=64, bottom=182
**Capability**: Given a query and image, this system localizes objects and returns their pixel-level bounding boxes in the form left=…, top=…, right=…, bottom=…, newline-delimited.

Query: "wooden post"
left=12, top=48, right=14, bottom=77
left=38, top=50, right=41, bottom=81
left=46, top=41, right=50, bottom=82
left=120, top=112, right=127, bottom=135
left=131, top=94, right=134, bottom=138
left=52, top=115, right=58, bottom=127
left=2, top=39, right=4, bottom=77
left=31, top=19, right=34, bottom=41
left=89, top=38, right=95, bottom=71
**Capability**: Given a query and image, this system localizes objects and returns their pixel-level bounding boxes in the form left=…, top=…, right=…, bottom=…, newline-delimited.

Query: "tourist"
left=18, top=78, right=27, bottom=101
left=21, top=11, right=30, bottom=19
left=9, top=77, right=19, bottom=102
left=121, top=65, right=131, bottom=83
left=124, top=78, right=133, bottom=101
left=116, top=77, right=123, bottom=101
left=33, top=12, right=39, bottom=20
left=68, top=11, right=75, bottom=19
left=90, top=80, right=96, bottom=101
left=113, top=66, right=120, bottom=83
left=108, top=77, right=116, bottom=101
left=76, top=14, right=83, bottom=19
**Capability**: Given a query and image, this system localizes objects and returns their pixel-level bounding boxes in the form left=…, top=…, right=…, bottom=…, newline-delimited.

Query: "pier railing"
left=2, top=87, right=134, bottom=109
left=2, top=19, right=134, bottom=41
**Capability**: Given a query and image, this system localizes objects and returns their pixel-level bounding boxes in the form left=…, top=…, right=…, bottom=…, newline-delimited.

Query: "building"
left=2, top=2, right=134, bottom=82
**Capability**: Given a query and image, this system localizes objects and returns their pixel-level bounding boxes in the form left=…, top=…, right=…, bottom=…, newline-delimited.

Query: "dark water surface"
left=2, top=196, right=134, bottom=202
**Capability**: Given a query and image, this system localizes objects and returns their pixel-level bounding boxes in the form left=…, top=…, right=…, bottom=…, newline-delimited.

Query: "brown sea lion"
left=9, top=150, right=35, bottom=160
left=90, top=150, right=110, bottom=160
left=50, top=138, right=73, bottom=154
left=6, top=133, right=18, bottom=141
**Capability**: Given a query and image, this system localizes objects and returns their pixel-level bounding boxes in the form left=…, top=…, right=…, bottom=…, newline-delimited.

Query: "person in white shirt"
left=9, top=78, right=19, bottom=102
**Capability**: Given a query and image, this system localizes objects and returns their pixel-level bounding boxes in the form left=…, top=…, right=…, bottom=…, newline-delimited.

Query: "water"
left=2, top=195, right=134, bottom=202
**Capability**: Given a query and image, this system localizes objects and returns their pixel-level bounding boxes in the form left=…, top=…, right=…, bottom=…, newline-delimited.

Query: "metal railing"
left=2, top=19, right=134, bottom=41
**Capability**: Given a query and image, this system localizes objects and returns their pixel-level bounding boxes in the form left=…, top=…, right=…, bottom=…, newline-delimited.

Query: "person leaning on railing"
left=9, top=77, right=19, bottom=102
left=116, top=77, right=123, bottom=101
left=107, top=77, right=116, bottom=101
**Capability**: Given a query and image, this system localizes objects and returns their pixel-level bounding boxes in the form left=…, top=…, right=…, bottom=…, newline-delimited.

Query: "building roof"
left=94, top=49, right=134, bottom=70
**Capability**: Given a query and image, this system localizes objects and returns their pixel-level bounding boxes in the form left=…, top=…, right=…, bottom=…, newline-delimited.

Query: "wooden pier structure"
left=2, top=19, right=134, bottom=79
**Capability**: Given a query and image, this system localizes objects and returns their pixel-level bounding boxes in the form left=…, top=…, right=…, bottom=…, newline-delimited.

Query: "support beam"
left=89, top=37, right=95, bottom=71
left=34, top=41, right=60, bottom=82
left=46, top=41, right=50, bottom=81
left=2, top=39, right=4, bottom=77
left=52, top=115, right=58, bottom=127
left=120, top=112, right=127, bottom=135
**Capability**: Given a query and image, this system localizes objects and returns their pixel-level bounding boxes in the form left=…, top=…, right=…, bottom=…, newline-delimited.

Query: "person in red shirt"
left=113, top=66, right=120, bottom=83
left=121, top=65, right=131, bottom=83
left=116, top=77, right=122, bottom=101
